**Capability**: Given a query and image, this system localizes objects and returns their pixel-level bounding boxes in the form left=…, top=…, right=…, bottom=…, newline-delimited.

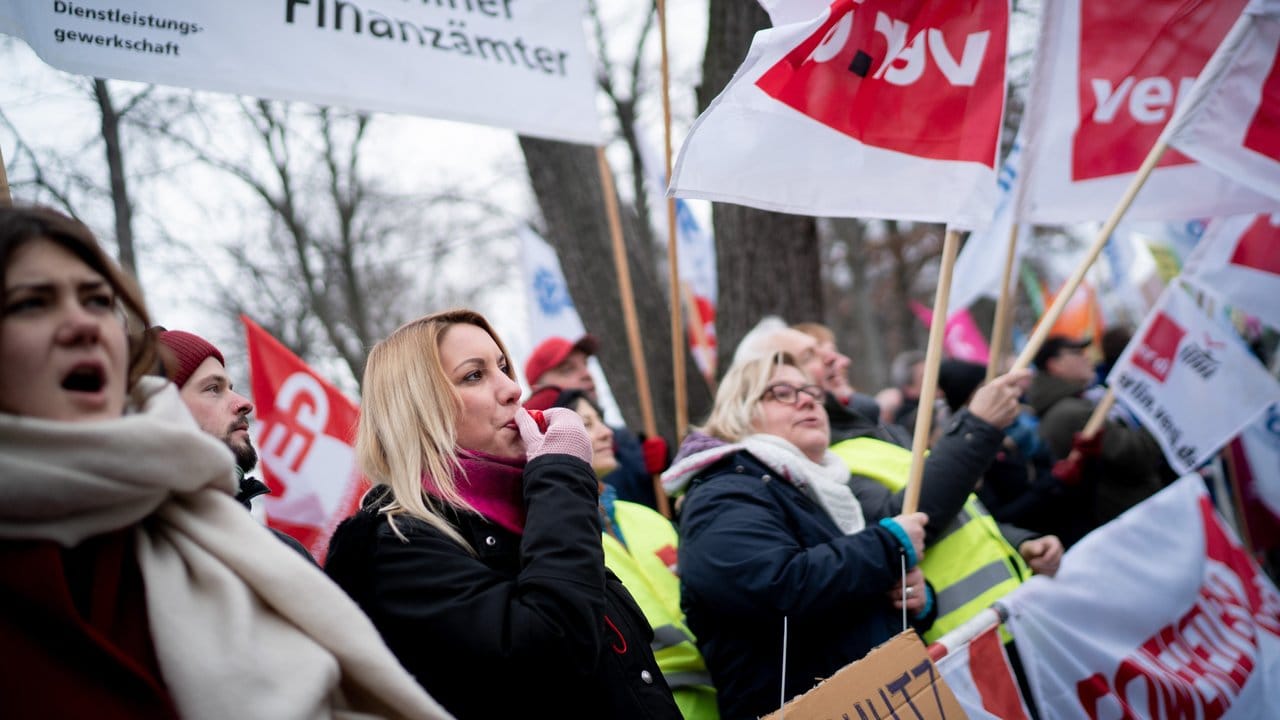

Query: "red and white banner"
left=1019, top=0, right=1276, bottom=223
left=1165, top=0, right=1280, bottom=202
left=932, top=610, right=1032, bottom=720
left=1183, top=213, right=1280, bottom=329
left=1002, top=476, right=1280, bottom=720
left=1107, top=282, right=1280, bottom=476
left=242, top=315, right=367, bottom=564
left=670, top=0, right=1009, bottom=228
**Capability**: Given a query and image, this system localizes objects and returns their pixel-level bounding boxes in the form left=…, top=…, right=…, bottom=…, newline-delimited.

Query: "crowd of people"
left=0, top=203, right=1176, bottom=719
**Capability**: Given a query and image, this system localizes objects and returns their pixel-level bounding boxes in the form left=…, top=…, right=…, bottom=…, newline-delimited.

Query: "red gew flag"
left=242, top=315, right=367, bottom=563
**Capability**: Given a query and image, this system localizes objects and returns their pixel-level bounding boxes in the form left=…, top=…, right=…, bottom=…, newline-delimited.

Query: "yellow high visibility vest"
left=604, top=500, right=719, bottom=720
left=829, top=437, right=1029, bottom=643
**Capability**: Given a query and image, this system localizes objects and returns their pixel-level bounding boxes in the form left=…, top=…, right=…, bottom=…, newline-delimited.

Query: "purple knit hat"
left=156, top=330, right=225, bottom=388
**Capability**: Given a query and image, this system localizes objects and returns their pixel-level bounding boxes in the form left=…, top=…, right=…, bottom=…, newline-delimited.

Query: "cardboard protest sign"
left=762, top=631, right=966, bottom=720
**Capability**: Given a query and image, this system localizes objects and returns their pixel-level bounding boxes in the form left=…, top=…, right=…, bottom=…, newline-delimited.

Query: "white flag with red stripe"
left=670, top=0, right=1009, bottom=228
left=933, top=613, right=1032, bottom=720
left=1002, top=476, right=1280, bottom=719
left=1165, top=0, right=1280, bottom=202
left=1019, top=0, right=1277, bottom=223
left=1107, top=281, right=1280, bottom=476
left=243, top=315, right=367, bottom=563
left=1183, top=213, right=1280, bottom=329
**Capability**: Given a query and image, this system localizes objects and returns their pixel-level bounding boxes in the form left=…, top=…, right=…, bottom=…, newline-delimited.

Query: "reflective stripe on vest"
left=829, top=436, right=1029, bottom=642
left=603, top=501, right=719, bottom=704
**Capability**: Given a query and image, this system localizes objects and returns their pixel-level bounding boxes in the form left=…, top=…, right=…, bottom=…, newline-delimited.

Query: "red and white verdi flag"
left=933, top=615, right=1032, bottom=720
left=1106, top=282, right=1280, bottom=476
left=1019, top=0, right=1276, bottom=223
left=1165, top=0, right=1280, bottom=202
left=243, top=315, right=367, bottom=563
left=669, top=0, right=1009, bottom=228
left=1182, top=213, right=1280, bottom=329
left=1002, top=476, right=1280, bottom=720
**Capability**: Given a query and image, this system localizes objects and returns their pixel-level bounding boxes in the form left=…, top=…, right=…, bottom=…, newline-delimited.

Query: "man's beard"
left=225, top=432, right=259, bottom=473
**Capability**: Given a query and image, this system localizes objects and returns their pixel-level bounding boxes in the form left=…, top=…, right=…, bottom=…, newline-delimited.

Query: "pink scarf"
left=430, top=450, right=527, bottom=535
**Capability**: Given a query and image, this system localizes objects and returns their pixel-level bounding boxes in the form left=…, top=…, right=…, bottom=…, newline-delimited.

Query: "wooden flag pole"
left=0, top=143, right=12, bottom=207
left=657, top=0, right=689, bottom=442
left=596, top=146, right=672, bottom=519
left=903, top=228, right=962, bottom=515
left=985, top=221, right=1021, bottom=382
left=1011, top=140, right=1170, bottom=372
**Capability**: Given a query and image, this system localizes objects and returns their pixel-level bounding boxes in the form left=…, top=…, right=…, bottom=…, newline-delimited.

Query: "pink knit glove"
left=514, top=407, right=592, bottom=464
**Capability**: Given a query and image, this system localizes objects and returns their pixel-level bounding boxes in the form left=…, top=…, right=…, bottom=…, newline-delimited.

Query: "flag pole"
left=596, top=146, right=672, bottom=519
left=657, top=0, right=689, bottom=441
left=0, top=143, right=12, bottom=206
left=985, top=222, right=1021, bottom=382
left=903, top=228, right=962, bottom=514
left=1010, top=140, right=1169, bottom=371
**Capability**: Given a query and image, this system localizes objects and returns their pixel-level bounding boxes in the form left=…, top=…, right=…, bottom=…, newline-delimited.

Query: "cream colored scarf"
left=0, top=377, right=452, bottom=720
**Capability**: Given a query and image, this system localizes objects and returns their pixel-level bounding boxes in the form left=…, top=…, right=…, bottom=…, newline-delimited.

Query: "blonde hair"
left=356, top=308, right=516, bottom=550
left=701, top=352, right=802, bottom=443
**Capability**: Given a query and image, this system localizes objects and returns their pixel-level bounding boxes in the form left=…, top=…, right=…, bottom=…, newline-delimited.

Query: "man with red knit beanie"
left=154, top=327, right=312, bottom=560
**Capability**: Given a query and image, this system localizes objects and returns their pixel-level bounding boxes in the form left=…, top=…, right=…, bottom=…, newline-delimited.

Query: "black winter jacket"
left=678, top=450, right=934, bottom=720
left=325, top=453, right=680, bottom=720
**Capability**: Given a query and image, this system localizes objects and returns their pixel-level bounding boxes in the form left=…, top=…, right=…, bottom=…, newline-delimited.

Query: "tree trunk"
left=700, top=0, right=823, bottom=371
left=519, top=137, right=711, bottom=443
left=93, top=79, right=136, bottom=278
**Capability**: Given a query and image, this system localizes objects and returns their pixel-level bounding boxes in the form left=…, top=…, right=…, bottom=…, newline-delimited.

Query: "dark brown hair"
left=0, top=205, right=156, bottom=392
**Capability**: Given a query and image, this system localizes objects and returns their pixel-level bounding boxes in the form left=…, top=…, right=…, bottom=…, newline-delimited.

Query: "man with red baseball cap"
left=525, top=334, right=668, bottom=511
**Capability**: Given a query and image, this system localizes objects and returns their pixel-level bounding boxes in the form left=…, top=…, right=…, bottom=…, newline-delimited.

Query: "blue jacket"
left=677, top=450, right=932, bottom=720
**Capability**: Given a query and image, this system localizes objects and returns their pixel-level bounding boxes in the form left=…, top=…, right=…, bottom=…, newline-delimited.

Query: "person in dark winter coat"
left=1028, top=335, right=1166, bottom=530
left=325, top=309, right=680, bottom=720
left=662, top=353, right=933, bottom=720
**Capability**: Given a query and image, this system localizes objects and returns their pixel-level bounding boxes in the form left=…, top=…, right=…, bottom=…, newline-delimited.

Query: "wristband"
left=879, top=517, right=918, bottom=568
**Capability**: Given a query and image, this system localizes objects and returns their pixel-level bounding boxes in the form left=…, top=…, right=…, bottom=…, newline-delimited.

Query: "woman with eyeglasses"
left=662, top=352, right=933, bottom=720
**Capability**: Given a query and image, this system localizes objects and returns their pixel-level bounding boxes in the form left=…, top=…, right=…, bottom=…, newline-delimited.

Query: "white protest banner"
left=243, top=315, right=365, bottom=563
left=0, top=0, right=603, bottom=144
left=670, top=0, right=1008, bottom=228
left=1107, top=281, right=1280, bottom=475
left=519, top=226, right=585, bottom=347
left=1019, top=0, right=1276, bottom=224
left=1002, top=476, right=1280, bottom=720
left=948, top=131, right=1028, bottom=317
left=1165, top=0, right=1280, bottom=202
left=1183, top=213, right=1280, bottom=329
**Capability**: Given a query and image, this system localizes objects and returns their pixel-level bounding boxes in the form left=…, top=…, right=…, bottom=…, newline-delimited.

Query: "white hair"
left=732, top=315, right=790, bottom=366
